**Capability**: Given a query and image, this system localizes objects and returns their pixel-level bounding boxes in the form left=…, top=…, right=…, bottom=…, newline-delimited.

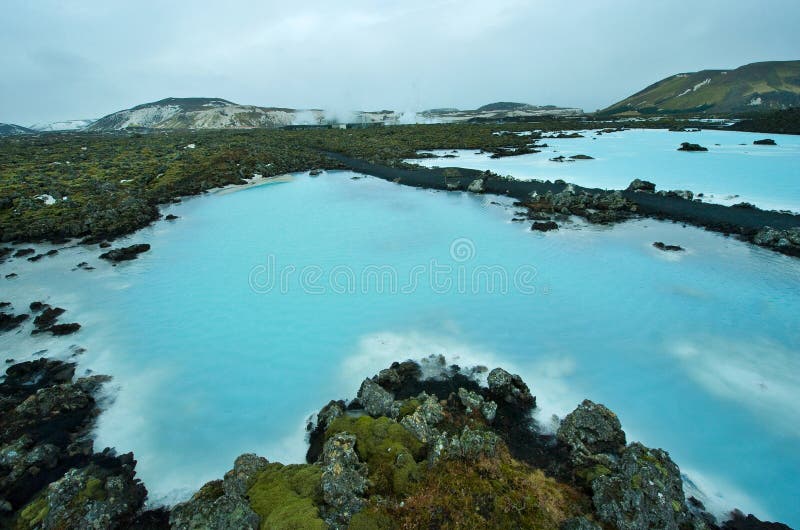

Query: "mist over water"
left=1, top=171, right=799, bottom=525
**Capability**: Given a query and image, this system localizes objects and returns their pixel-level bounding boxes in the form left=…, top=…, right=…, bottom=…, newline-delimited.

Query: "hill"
left=29, top=119, right=96, bottom=132
left=600, top=60, right=800, bottom=116
left=0, top=123, right=35, bottom=136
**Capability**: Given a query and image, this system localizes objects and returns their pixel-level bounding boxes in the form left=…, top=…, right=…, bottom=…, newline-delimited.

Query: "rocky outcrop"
left=525, top=188, right=637, bottom=225
left=17, top=455, right=147, bottom=529
left=98, top=243, right=151, bottom=262
left=0, top=359, right=155, bottom=529
left=591, top=443, right=696, bottom=530
left=487, top=367, right=535, bottom=409
left=3, top=356, right=792, bottom=529
left=752, top=226, right=800, bottom=256
left=170, top=454, right=267, bottom=530
left=320, top=433, right=368, bottom=528
left=356, top=378, right=399, bottom=419
left=678, top=142, right=708, bottom=152
left=627, top=179, right=656, bottom=193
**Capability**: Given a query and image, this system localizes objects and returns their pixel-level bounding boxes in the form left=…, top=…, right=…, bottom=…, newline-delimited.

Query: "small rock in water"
left=99, top=243, right=151, bottom=262
left=531, top=221, right=558, bottom=232
left=653, top=242, right=685, bottom=252
left=753, top=138, right=776, bottom=146
left=165, top=214, right=179, bottom=220
left=677, top=142, right=708, bottom=152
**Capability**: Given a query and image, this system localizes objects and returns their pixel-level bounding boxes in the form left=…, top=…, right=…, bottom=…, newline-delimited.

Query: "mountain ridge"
left=600, top=60, right=800, bottom=115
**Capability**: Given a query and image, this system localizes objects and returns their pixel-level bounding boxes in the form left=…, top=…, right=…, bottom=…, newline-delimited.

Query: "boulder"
left=531, top=221, right=558, bottom=232
left=557, top=400, right=626, bottom=467
left=98, top=243, right=150, bottom=262
left=591, top=443, right=696, bottom=530
left=356, top=378, right=399, bottom=419
left=487, top=367, right=535, bottom=409
left=626, top=179, right=656, bottom=193
left=170, top=479, right=259, bottom=530
left=320, top=433, right=368, bottom=527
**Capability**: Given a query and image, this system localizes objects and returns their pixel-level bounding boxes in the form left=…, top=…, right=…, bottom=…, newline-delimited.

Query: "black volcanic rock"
left=678, top=142, right=708, bottom=152
left=626, top=179, right=656, bottom=193
left=653, top=242, right=685, bottom=252
left=753, top=138, right=777, bottom=146
left=99, top=243, right=151, bottom=262
left=531, top=221, right=559, bottom=232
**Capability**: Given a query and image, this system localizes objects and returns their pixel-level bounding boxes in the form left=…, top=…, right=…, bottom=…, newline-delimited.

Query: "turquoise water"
left=410, top=128, right=800, bottom=212
left=1, top=171, right=799, bottom=526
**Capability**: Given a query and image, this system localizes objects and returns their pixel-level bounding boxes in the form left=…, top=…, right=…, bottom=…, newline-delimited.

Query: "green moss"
left=672, top=500, right=682, bottom=512
left=247, top=463, right=325, bottom=530
left=16, top=496, right=49, bottom=529
left=397, top=398, right=420, bottom=419
left=348, top=509, right=395, bottom=529
left=326, top=415, right=424, bottom=496
left=631, top=473, right=642, bottom=490
left=577, top=464, right=612, bottom=484
left=75, top=477, right=107, bottom=503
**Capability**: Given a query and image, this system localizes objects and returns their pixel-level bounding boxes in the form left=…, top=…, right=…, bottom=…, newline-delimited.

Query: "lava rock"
left=653, top=242, right=685, bottom=252
left=677, top=142, right=708, bottom=152
left=13, top=248, right=35, bottom=258
left=99, top=243, right=151, bottom=262
left=0, top=312, right=28, bottom=332
left=33, top=307, right=66, bottom=330
left=356, top=378, right=399, bottom=419
left=722, top=509, right=792, bottom=529
left=557, top=400, right=626, bottom=467
left=753, top=139, right=776, bottom=146
left=164, top=214, right=179, bottom=221
left=487, top=367, right=535, bottom=409
left=591, top=443, right=696, bottom=530
left=531, top=221, right=559, bottom=232
left=320, top=433, right=368, bottom=527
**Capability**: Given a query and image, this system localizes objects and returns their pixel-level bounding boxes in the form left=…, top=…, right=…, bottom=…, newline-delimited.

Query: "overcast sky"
left=2, top=0, right=799, bottom=125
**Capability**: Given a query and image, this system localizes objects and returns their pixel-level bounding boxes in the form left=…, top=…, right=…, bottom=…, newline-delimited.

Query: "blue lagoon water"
left=1, top=168, right=799, bottom=525
left=410, top=128, right=800, bottom=212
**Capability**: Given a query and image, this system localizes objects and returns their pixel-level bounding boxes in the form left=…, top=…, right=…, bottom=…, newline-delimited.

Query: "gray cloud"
left=1, top=0, right=799, bottom=125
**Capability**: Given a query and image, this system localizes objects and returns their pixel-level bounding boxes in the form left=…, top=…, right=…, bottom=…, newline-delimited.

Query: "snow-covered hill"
left=28, top=119, right=96, bottom=132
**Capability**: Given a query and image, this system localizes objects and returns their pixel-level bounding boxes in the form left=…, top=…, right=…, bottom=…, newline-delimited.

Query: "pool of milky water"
left=409, top=128, right=800, bottom=213
left=1, top=169, right=798, bottom=526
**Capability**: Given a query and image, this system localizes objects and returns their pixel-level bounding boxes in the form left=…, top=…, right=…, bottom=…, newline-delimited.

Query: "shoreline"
left=0, top=355, right=792, bottom=529
left=323, top=151, right=800, bottom=257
